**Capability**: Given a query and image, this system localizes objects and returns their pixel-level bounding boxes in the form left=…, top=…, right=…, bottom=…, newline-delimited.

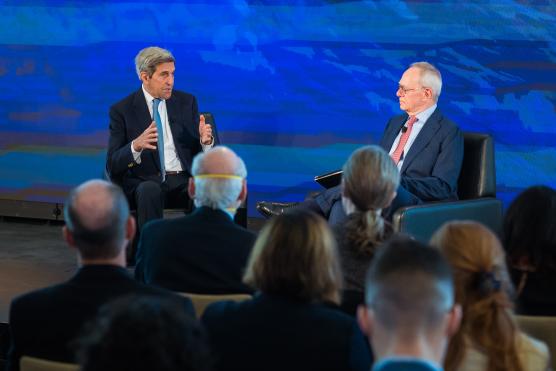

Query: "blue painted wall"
left=1, top=0, right=555, bottom=215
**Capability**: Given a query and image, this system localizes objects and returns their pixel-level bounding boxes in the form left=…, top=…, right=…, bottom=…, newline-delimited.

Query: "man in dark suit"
left=6, top=180, right=194, bottom=370
left=259, top=62, right=464, bottom=224
left=357, top=238, right=461, bottom=371
left=135, top=146, right=255, bottom=294
left=106, top=46, right=217, bottom=232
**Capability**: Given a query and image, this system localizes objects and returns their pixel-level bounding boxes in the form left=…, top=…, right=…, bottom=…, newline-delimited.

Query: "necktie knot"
left=153, top=98, right=161, bottom=110
left=406, top=115, right=417, bottom=128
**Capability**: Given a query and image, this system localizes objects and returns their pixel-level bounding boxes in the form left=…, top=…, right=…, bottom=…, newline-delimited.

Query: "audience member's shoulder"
left=142, top=216, right=173, bottom=233
left=136, top=284, right=196, bottom=317
left=202, top=298, right=247, bottom=321
left=10, top=283, right=66, bottom=309
left=516, top=331, right=550, bottom=369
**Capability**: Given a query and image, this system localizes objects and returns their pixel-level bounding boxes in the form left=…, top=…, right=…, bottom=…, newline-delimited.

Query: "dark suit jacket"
left=379, top=108, right=463, bottom=203
left=6, top=265, right=194, bottom=370
left=202, top=293, right=372, bottom=371
left=314, top=108, right=463, bottom=220
left=135, top=207, right=256, bottom=294
left=373, top=358, right=442, bottom=371
left=106, top=88, right=217, bottom=197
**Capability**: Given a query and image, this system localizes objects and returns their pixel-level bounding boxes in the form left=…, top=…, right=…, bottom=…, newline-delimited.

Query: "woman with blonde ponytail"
left=335, top=145, right=400, bottom=315
left=430, top=221, right=549, bottom=371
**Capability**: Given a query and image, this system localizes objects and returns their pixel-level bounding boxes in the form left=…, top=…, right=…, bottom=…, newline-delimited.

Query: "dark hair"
left=342, top=145, right=399, bottom=257
left=503, top=185, right=556, bottom=273
left=76, top=295, right=212, bottom=371
left=243, top=209, right=342, bottom=304
left=365, top=237, right=454, bottom=330
left=64, top=181, right=129, bottom=259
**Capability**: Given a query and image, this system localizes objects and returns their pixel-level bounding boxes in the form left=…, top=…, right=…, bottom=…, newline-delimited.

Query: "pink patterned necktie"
left=391, top=116, right=418, bottom=165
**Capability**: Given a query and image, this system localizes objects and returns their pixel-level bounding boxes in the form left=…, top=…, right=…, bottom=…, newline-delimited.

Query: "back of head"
left=243, top=209, right=342, bottom=304
left=430, top=221, right=522, bottom=371
left=76, top=295, right=211, bottom=371
left=342, top=145, right=400, bottom=256
left=64, top=180, right=129, bottom=260
left=503, top=185, right=556, bottom=273
left=365, top=237, right=454, bottom=336
left=191, top=146, right=247, bottom=211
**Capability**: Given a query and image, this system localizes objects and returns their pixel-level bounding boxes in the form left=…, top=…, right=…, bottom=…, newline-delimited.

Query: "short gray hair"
left=191, top=147, right=247, bottom=210
left=411, top=61, right=442, bottom=101
left=134, top=46, right=175, bottom=79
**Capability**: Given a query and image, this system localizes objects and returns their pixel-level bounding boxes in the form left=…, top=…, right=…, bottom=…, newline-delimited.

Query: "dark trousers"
left=134, top=173, right=191, bottom=231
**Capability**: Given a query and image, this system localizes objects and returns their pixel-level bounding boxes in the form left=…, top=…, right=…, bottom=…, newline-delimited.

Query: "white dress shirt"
left=131, top=86, right=213, bottom=171
left=388, top=104, right=437, bottom=170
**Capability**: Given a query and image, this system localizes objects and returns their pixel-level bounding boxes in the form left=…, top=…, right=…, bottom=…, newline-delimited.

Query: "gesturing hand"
left=199, top=114, right=213, bottom=145
left=132, top=122, right=158, bottom=151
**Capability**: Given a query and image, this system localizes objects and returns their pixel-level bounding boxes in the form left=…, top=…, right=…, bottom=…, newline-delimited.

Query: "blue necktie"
left=152, top=98, right=166, bottom=182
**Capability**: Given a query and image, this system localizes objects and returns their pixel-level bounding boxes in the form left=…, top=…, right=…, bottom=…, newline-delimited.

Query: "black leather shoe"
left=256, top=201, right=300, bottom=218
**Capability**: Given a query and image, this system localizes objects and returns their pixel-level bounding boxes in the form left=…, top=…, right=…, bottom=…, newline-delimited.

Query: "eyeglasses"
left=397, top=85, right=424, bottom=96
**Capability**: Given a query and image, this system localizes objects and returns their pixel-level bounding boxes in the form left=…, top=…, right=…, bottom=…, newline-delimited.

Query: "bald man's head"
left=64, top=180, right=130, bottom=260
left=190, top=146, right=247, bottom=211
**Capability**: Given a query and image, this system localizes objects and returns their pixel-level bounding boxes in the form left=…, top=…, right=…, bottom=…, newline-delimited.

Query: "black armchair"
left=312, top=132, right=502, bottom=243
left=391, top=132, right=502, bottom=242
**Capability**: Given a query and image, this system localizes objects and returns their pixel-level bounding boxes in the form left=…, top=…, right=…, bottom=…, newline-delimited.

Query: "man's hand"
left=132, top=122, right=158, bottom=151
left=199, top=114, right=213, bottom=145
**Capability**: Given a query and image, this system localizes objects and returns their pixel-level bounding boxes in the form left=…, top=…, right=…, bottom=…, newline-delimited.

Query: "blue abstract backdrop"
left=0, top=0, right=555, bottom=216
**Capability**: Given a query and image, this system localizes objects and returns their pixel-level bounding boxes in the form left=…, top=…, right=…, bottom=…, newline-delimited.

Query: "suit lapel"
left=400, top=108, right=442, bottom=173
left=381, top=115, right=408, bottom=151
left=133, top=89, right=160, bottom=172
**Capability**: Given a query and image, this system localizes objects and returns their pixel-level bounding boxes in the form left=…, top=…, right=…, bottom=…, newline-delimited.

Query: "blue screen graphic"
left=0, top=1, right=555, bottom=215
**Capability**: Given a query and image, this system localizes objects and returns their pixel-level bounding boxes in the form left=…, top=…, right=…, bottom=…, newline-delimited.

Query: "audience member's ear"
left=187, top=177, right=196, bottom=199
left=62, top=226, right=76, bottom=249
left=445, top=304, right=462, bottom=337
left=357, top=305, right=373, bottom=337
left=238, top=179, right=247, bottom=203
left=126, top=216, right=136, bottom=242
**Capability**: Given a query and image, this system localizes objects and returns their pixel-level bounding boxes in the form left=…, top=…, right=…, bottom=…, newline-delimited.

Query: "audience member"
left=357, top=237, right=461, bottom=371
left=202, top=209, right=372, bottom=371
left=135, top=146, right=255, bottom=294
left=6, top=180, right=193, bottom=370
left=76, top=295, right=212, bottom=371
left=335, top=145, right=400, bottom=315
left=502, top=185, right=556, bottom=315
left=430, top=221, right=549, bottom=371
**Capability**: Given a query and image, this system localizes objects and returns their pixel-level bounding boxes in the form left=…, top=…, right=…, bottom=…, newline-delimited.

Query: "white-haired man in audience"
left=6, top=180, right=193, bottom=371
left=135, top=146, right=256, bottom=294
left=357, top=237, right=461, bottom=371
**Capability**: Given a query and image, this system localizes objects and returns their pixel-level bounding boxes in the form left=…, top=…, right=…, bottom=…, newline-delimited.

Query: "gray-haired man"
left=106, top=46, right=218, bottom=234
left=135, top=146, right=256, bottom=295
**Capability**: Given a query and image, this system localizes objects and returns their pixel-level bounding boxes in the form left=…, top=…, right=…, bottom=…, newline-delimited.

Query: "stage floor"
left=0, top=216, right=267, bottom=323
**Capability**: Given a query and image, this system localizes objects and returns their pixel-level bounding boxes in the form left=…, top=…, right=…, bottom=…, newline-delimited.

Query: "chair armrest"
left=392, top=197, right=503, bottom=243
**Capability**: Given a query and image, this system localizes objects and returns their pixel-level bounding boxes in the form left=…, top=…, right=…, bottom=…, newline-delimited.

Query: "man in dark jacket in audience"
left=357, top=238, right=461, bottom=371
left=6, top=180, right=193, bottom=370
left=135, top=146, right=256, bottom=294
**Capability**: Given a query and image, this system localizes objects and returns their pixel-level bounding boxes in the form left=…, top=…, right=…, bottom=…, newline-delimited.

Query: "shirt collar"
left=413, top=103, right=437, bottom=125
left=141, top=85, right=164, bottom=105
left=373, top=356, right=443, bottom=371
